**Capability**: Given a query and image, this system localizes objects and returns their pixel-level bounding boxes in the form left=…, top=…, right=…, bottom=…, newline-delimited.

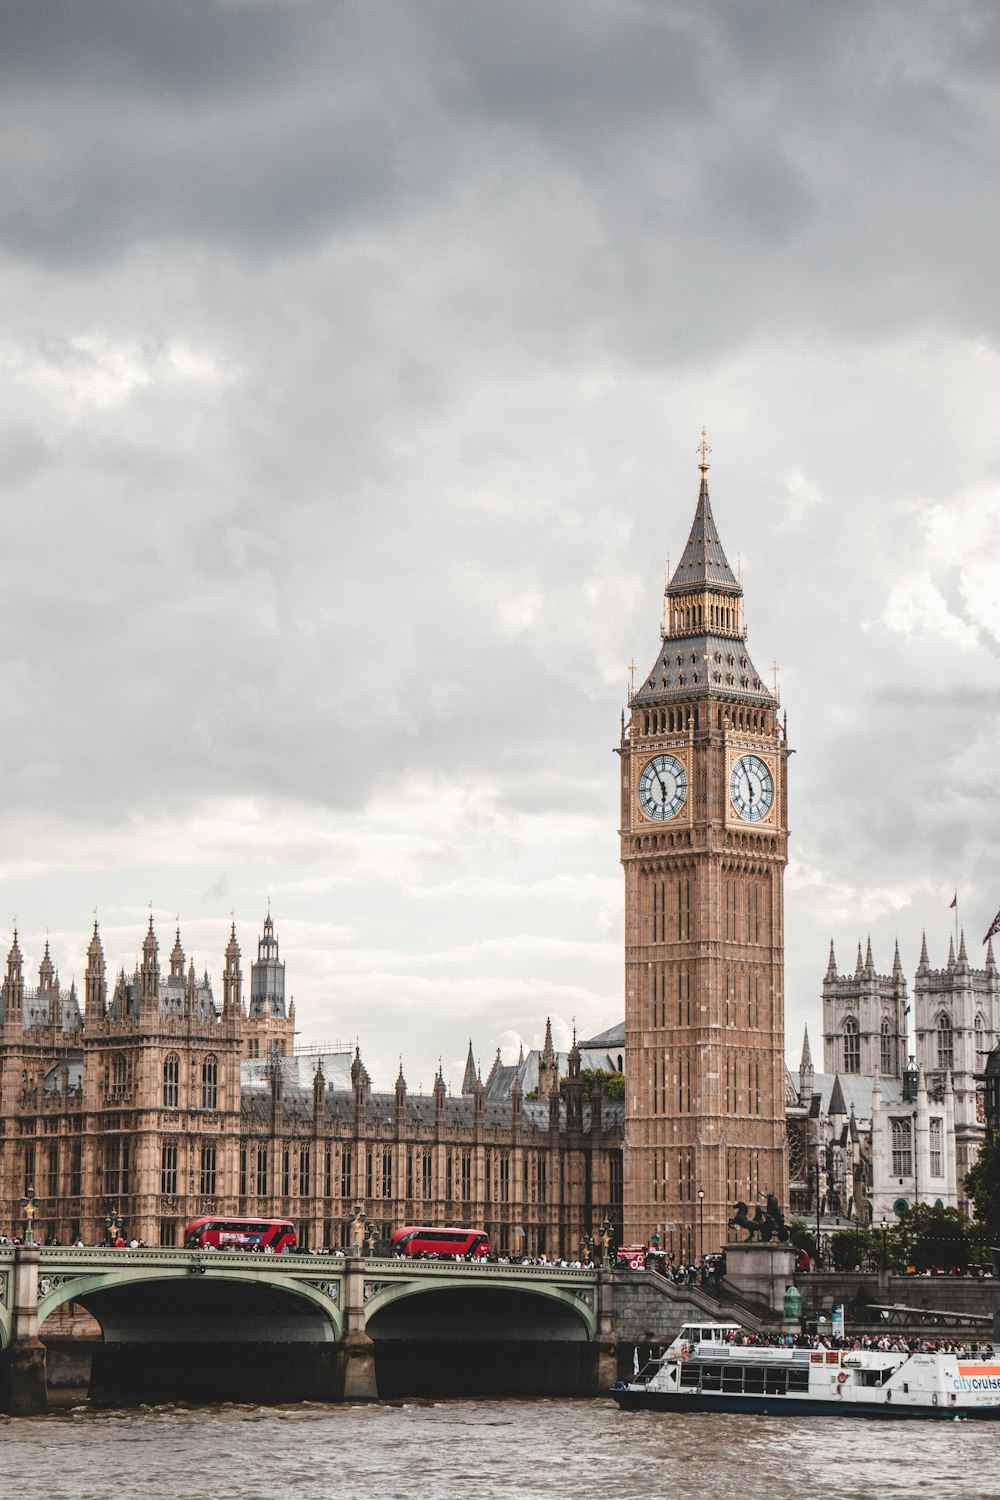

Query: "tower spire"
left=461, top=1039, right=477, bottom=1095
left=667, top=442, right=739, bottom=593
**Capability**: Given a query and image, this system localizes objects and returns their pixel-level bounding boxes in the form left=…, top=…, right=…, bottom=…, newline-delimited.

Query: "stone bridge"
left=0, top=1244, right=606, bottom=1413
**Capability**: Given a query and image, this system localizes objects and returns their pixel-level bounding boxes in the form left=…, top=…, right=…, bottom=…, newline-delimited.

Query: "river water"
left=1, top=1398, right=993, bottom=1500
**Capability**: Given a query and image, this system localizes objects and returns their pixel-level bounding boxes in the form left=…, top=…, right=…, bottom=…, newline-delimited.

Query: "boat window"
left=765, top=1369, right=787, bottom=1394
left=722, top=1367, right=744, bottom=1393
left=701, top=1365, right=723, bottom=1391
left=744, top=1367, right=766, bottom=1393
left=788, top=1368, right=809, bottom=1392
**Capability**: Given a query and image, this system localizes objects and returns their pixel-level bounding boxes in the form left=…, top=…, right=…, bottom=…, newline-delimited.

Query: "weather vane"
left=697, top=427, right=712, bottom=471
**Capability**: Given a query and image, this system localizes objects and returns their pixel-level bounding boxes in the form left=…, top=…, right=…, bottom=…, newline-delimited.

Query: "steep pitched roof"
left=668, top=472, right=739, bottom=593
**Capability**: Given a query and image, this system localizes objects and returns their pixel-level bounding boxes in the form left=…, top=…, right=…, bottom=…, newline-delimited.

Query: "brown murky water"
left=1, top=1397, right=995, bottom=1500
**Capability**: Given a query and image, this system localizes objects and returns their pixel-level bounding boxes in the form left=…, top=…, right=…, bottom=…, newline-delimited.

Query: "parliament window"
left=461, top=1151, right=472, bottom=1202
left=105, top=1139, right=131, bottom=1197
left=161, top=1141, right=178, bottom=1195
left=936, top=1015, right=954, bottom=1071
left=929, top=1118, right=943, bottom=1178
left=422, top=1150, right=433, bottom=1201
left=299, top=1147, right=311, bottom=1197
left=255, top=1144, right=268, bottom=1197
left=163, top=1054, right=180, bottom=1107
left=201, top=1055, right=218, bottom=1111
left=200, top=1143, right=217, bottom=1197
left=382, top=1148, right=393, bottom=1199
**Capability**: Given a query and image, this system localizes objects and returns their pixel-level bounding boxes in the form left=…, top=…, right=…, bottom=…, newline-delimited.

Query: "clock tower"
left=619, top=439, right=789, bottom=1258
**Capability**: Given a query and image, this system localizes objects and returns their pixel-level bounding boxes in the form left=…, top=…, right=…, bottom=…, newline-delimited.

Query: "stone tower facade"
left=821, top=937, right=908, bottom=1080
left=245, top=910, right=295, bottom=1059
left=913, top=931, right=999, bottom=1201
left=619, top=444, right=789, bottom=1258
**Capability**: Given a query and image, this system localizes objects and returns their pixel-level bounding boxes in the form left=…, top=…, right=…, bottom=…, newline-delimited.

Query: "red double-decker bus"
left=184, top=1216, right=297, bottom=1253
left=390, top=1225, right=491, bottom=1259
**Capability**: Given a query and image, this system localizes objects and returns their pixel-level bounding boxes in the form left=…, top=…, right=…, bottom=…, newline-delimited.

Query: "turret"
left=222, top=922, right=243, bottom=1018
left=313, top=1059, right=326, bottom=1123
left=84, top=920, right=106, bottom=1025
left=538, top=1016, right=558, bottom=1098
left=2, top=929, right=25, bottom=1032
left=169, top=926, right=185, bottom=980
left=140, top=915, right=159, bottom=1014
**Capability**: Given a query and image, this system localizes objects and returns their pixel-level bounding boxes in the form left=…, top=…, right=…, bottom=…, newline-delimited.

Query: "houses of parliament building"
left=0, top=910, right=625, bottom=1255
left=1, top=446, right=796, bottom=1260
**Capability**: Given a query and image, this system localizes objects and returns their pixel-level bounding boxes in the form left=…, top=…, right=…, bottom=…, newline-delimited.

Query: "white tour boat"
left=612, top=1321, right=1000, bottom=1420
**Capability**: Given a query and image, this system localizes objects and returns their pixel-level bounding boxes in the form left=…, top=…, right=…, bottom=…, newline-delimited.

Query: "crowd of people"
left=720, top=1329, right=996, bottom=1358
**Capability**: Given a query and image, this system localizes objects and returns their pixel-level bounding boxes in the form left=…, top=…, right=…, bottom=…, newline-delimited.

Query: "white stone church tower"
left=913, top=931, right=999, bottom=1198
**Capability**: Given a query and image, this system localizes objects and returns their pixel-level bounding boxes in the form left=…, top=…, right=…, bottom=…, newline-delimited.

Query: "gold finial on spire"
left=697, top=426, right=712, bottom=472
left=628, top=657, right=636, bottom=696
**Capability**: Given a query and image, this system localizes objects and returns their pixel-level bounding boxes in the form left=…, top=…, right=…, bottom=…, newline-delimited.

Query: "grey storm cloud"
left=1, top=0, right=999, bottom=1080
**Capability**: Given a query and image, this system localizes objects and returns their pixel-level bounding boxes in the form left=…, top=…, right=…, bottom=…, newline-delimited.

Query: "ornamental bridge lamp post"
left=18, top=1186, right=40, bottom=1246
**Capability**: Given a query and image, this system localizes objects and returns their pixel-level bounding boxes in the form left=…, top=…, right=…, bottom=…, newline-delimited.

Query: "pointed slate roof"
left=828, top=1074, right=848, bottom=1117
left=668, top=472, right=740, bottom=593
left=461, top=1040, right=477, bottom=1095
left=800, top=1025, right=813, bottom=1073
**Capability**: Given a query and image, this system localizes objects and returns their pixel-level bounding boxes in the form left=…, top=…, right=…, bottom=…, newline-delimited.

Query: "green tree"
left=888, top=1203, right=974, bottom=1273
left=828, top=1228, right=873, bottom=1271
left=558, top=1069, right=625, bottom=1103
left=965, top=1140, right=1000, bottom=1261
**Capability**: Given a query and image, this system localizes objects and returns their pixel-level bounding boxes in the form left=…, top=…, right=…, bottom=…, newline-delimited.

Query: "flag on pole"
left=633, top=1346, right=640, bottom=1377
left=949, top=891, right=958, bottom=909
left=984, top=907, right=1000, bottom=945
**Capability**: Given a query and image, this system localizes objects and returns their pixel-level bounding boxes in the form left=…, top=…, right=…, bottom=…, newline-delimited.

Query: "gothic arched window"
left=936, top=1014, right=954, bottom=1071
left=202, top=1054, right=218, bottom=1111
left=891, top=1117, right=913, bottom=1176
left=162, top=1053, right=179, bottom=1108
left=880, top=1019, right=895, bottom=1077
left=112, top=1052, right=128, bottom=1093
left=843, top=1018, right=860, bottom=1074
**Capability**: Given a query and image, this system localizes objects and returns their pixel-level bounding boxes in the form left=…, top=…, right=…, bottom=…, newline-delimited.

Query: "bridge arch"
left=364, top=1275, right=596, bottom=1342
left=38, top=1264, right=343, bottom=1344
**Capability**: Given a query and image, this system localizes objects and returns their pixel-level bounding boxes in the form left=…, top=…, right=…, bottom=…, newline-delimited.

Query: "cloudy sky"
left=2, top=1, right=999, bottom=1090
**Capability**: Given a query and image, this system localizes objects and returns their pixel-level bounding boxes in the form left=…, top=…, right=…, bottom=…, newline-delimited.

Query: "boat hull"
left=612, top=1387, right=1000, bottom=1421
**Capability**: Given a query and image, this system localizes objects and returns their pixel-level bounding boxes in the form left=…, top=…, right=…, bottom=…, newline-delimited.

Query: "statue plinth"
left=724, top=1240, right=796, bottom=1316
